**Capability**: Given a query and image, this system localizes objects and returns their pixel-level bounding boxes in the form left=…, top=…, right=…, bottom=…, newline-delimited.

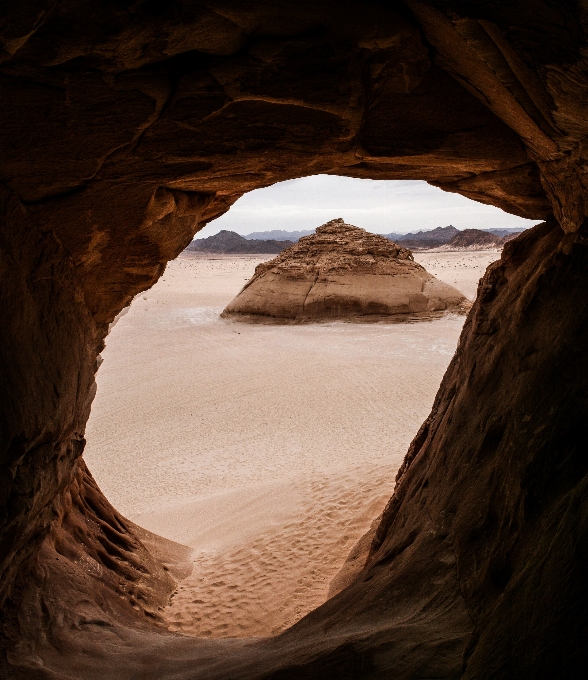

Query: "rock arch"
left=1, top=1, right=587, bottom=677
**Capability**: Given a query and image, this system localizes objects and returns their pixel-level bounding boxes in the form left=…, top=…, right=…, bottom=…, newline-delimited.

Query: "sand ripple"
left=162, top=465, right=393, bottom=637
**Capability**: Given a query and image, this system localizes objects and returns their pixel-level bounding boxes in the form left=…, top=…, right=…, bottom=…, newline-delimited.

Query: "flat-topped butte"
left=222, top=219, right=469, bottom=323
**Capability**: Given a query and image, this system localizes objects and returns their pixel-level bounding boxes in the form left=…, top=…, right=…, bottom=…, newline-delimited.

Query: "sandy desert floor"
left=84, top=247, right=500, bottom=638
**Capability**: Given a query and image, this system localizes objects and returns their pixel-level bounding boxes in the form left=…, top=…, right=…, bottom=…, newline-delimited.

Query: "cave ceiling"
left=4, top=0, right=584, bottom=323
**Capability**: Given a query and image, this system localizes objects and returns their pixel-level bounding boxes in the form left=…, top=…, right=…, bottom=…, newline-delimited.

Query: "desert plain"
left=83, top=247, right=500, bottom=639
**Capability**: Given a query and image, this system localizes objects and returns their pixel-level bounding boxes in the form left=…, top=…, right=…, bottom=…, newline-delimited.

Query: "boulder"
left=222, top=219, right=468, bottom=322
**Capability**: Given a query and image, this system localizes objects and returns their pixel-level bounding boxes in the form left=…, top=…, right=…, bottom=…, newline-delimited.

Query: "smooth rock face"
left=1, top=1, right=588, bottom=678
left=223, top=219, right=468, bottom=322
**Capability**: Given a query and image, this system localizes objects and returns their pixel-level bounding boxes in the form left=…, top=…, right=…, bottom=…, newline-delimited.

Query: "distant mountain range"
left=482, top=228, right=528, bottom=237
left=185, top=225, right=528, bottom=254
left=444, top=228, right=504, bottom=250
left=387, top=225, right=459, bottom=248
left=242, top=225, right=526, bottom=247
left=385, top=225, right=525, bottom=249
left=244, top=229, right=315, bottom=241
left=386, top=225, right=458, bottom=242
left=185, top=230, right=294, bottom=254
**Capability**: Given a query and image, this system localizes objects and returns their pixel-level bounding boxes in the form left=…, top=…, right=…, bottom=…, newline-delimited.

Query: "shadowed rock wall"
left=1, top=1, right=588, bottom=678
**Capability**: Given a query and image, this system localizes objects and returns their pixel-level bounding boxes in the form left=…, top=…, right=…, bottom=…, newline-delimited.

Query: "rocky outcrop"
left=223, top=219, right=468, bottom=322
left=443, top=228, right=504, bottom=250
left=2, top=1, right=588, bottom=678
left=185, top=230, right=294, bottom=254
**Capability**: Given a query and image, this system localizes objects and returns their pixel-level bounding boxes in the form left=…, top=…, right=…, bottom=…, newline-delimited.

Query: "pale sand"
left=84, top=248, right=499, bottom=638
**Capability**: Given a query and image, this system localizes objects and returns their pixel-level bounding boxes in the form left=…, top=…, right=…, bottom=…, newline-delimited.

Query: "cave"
left=1, top=1, right=587, bottom=678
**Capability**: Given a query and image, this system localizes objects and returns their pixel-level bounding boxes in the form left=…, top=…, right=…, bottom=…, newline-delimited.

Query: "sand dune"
left=164, top=466, right=393, bottom=637
left=83, top=249, right=499, bottom=638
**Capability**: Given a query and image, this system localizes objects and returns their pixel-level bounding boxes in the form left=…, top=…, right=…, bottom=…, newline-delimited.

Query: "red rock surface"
left=223, top=219, right=468, bottom=322
left=1, top=1, right=588, bottom=678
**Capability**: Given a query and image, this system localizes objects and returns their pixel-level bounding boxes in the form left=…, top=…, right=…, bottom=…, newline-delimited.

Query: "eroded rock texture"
left=1, top=1, right=588, bottom=678
left=222, top=218, right=467, bottom=322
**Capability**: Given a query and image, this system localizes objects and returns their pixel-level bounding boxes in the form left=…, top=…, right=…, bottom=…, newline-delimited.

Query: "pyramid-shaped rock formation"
left=222, top=219, right=469, bottom=322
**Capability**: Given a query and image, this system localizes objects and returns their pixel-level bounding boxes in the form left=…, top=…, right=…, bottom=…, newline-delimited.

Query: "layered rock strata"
left=223, top=219, right=468, bottom=322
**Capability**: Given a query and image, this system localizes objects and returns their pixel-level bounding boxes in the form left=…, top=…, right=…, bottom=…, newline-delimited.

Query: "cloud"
left=196, top=175, right=542, bottom=237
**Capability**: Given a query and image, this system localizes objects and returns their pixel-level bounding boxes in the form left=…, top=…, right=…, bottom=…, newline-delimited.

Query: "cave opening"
left=2, top=1, right=588, bottom=677
left=82, top=176, right=538, bottom=639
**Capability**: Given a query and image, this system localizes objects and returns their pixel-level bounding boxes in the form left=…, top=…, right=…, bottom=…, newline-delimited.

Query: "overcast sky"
left=197, top=175, right=542, bottom=238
